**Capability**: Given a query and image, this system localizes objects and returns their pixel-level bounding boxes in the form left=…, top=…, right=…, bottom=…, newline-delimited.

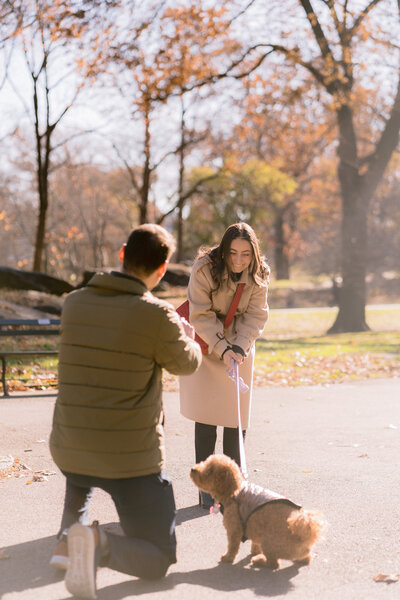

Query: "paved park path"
left=1, top=378, right=400, bottom=599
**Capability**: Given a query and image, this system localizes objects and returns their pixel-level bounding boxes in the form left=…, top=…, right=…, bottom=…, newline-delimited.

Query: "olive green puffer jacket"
left=50, top=272, right=201, bottom=478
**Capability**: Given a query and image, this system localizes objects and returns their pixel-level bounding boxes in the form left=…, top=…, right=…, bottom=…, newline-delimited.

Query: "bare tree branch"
left=228, top=0, right=259, bottom=25
left=107, top=140, right=141, bottom=195
left=7, top=70, right=31, bottom=119
left=0, top=126, right=18, bottom=143
left=298, top=0, right=334, bottom=59
left=156, top=171, right=221, bottom=224
left=152, top=44, right=275, bottom=101
left=152, top=131, right=208, bottom=171
left=0, top=33, right=15, bottom=89
left=51, top=129, right=98, bottom=153
left=350, top=0, right=384, bottom=35
left=179, top=172, right=221, bottom=204
left=324, top=0, right=342, bottom=34
left=365, top=73, right=400, bottom=186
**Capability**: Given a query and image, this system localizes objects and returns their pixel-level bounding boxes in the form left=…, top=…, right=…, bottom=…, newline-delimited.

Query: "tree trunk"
left=139, top=101, right=152, bottom=224
left=32, top=192, right=48, bottom=272
left=295, top=0, right=400, bottom=333
left=274, top=212, right=290, bottom=280
left=32, top=74, right=49, bottom=272
left=176, top=99, right=186, bottom=262
left=176, top=205, right=184, bottom=262
left=328, top=105, right=369, bottom=332
left=329, top=190, right=369, bottom=332
left=33, top=160, right=49, bottom=272
left=32, top=74, right=52, bottom=273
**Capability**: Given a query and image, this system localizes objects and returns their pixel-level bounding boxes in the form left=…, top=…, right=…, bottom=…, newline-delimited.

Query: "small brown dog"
left=190, top=454, right=326, bottom=569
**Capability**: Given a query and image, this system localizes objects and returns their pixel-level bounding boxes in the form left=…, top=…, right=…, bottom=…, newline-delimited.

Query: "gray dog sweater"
left=233, top=481, right=301, bottom=537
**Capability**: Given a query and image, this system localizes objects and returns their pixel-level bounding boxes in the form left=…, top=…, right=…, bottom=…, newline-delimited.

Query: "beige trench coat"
left=179, top=255, right=269, bottom=428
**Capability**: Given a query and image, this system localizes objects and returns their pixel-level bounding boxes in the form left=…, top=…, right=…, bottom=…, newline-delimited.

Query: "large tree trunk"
left=32, top=189, right=48, bottom=272
left=294, top=0, right=400, bottom=333
left=329, top=104, right=369, bottom=332
left=139, top=102, right=152, bottom=224
left=328, top=76, right=400, bottom=332
left=32, top=79, right=50, bottom=272
left=329, top=190, right=369, bottom=332
left=274, top=212, right=290, bottom=280
left=33, top=147, right=50, bottom=272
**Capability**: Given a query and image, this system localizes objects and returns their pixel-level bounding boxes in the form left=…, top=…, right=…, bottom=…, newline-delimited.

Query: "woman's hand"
left=223, top=349, right=243, bottom=367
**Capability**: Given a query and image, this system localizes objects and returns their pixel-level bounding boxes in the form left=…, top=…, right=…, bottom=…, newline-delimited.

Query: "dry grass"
left=1, top=299, right=399, bottom=394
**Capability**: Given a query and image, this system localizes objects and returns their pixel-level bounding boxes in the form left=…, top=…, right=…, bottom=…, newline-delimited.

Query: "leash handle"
left=234, top=360, right=248, bottom=479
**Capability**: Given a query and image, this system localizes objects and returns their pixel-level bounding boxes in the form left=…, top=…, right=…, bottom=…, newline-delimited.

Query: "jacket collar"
left=86, top=271, right=147, bottom=295
left=222, top=267, right=249, bottom=289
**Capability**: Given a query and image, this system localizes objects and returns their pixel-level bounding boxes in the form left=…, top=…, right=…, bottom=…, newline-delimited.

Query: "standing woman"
left=179, top=222, right=270, bottom=507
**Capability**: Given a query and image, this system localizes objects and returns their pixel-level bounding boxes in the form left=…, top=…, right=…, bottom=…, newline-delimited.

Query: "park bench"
left=0, top=318, right=60, bottom=397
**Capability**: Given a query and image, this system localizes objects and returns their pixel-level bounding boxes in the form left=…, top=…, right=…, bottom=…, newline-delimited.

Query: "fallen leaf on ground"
left=32, top=474, right=48, bottom=482
left=30, top=470, right=55, bottom=482
left=373, top=573, right=400, bottom=583
left=0, top=457, right=31, bottom=479
left=0, top=549, right=10, bottom=560
left=0, top=456, right=14, bottom=473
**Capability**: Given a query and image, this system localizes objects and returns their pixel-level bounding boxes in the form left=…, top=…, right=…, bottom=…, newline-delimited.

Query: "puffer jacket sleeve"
left=154, top=304, right=202, bottom=375
left=231, top=282, right=269, bottom=354
left=187, top=260, right=231, bottom=358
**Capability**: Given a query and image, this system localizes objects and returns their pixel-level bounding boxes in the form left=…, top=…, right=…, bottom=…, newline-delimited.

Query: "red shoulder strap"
left=224, top=283, right=245, bottom=329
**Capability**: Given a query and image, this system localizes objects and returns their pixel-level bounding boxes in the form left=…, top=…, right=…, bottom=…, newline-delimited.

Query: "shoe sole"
left=65, top=524, right=97, bottom=600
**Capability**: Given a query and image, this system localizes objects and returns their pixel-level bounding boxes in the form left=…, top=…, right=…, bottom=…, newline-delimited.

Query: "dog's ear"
left=214, top=465, right=240, bottom=498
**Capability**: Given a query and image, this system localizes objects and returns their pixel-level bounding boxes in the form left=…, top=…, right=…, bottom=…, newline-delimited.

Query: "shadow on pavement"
left=176, top=504, right=211, bottom=525
left=1, top=514, right=300, bottom=599
left=98, top=561, right=300, bottom=599
left=0, top=534, right=65, bottom=596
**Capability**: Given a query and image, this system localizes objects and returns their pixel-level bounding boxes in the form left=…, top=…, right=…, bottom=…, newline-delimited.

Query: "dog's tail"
left=287, top=510, right=327, bottom=544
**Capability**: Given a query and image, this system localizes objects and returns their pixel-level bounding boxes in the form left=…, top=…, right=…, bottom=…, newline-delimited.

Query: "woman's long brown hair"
left=198, top=222, right=270, bottom=290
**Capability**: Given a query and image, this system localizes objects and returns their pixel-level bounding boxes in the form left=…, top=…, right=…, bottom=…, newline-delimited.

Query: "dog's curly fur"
left=190, top=454, right=326, bottom=569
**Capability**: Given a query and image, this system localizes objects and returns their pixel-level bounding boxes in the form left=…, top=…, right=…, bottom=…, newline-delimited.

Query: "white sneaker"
left=49, top=539, right=69, bottom=570
left=65, top=523, right=98, bottom=600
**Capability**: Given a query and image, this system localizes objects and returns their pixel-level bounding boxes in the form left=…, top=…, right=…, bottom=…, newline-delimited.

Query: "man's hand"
left=180, top=317, right=195, bottom=339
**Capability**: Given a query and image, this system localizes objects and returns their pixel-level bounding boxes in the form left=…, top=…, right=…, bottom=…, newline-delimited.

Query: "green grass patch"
left=1, top=335, right=59, bottom=393
left=264, top=305, right=400, bottom=339
left=257, top=331, right=400, bottom=359
left=5, top=357, right=58, bottom=392
left=2, top=305, right=399, bottom=393
left=255, top=330, right=400, bottom=387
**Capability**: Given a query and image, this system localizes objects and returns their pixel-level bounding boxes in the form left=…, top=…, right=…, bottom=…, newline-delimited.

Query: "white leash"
left=234, top=360, right=248, bottom=480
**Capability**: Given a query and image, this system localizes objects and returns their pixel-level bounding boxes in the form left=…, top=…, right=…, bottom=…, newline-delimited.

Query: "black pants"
left=58, top=471, right=176, bottom=580
left=195, top=422, right=246, bottom=467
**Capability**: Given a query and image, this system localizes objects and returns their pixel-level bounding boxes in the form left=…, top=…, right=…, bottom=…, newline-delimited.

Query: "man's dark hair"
left=123, top=224, right=176, bottom=275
